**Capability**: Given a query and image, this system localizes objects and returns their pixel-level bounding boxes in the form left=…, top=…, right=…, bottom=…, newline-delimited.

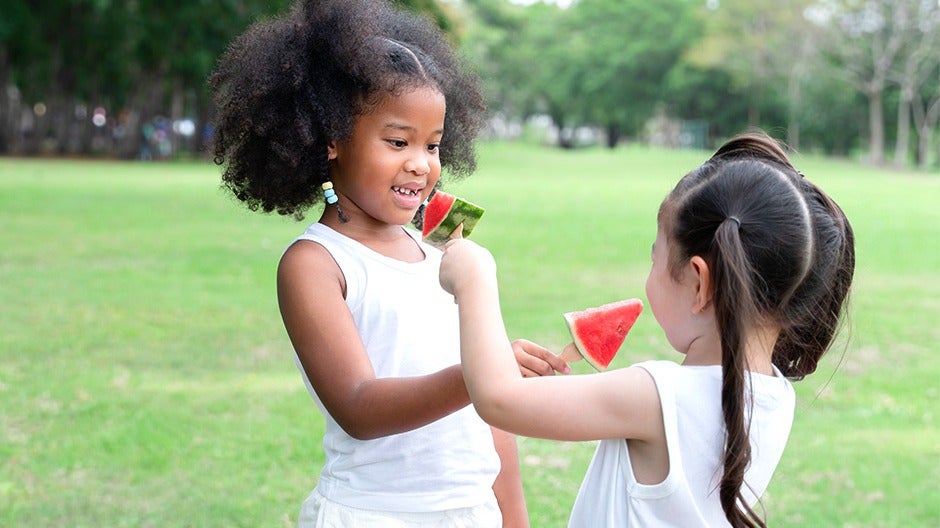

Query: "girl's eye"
left=427, top=143, right=440, bottom=153
left=388, top=139, right=406, bottom=148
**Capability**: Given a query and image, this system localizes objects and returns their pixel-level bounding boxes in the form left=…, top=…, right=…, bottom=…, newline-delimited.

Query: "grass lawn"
left=1, top=142, right=938, bottom=526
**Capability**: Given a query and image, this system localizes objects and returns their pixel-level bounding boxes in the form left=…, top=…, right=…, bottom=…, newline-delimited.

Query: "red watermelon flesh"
left=422, top=191, right=456, bottom=237
left=563, top=298, right=644, bottom=371
left=420, top=190, right=485, bottom=244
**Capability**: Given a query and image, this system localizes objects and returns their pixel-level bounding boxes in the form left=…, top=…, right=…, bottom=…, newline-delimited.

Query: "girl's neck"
left=742, top=325, right=778, bottom=376
left=682, top=325, right=777, bottom=376
left=319, top=210, right=425, bottom=263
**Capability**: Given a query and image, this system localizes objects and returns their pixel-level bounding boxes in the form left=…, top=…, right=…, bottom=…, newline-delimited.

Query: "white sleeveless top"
left=290, top=223, right=500, bottom=512
left=568, top=360, right=795, bottom=527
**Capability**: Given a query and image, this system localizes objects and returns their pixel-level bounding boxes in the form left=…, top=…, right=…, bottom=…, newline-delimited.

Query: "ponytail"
left=711, top=217, right=766, bottom=528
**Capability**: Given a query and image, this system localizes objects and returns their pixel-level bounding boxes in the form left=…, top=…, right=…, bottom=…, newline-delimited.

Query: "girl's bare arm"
left=440, top=239, right=664, bottom=443
left=278, top=240, right=470, bottom=440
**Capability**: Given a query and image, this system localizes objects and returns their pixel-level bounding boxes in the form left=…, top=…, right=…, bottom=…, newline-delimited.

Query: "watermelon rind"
left=422, top=195, right=485, bottom=244
left=563, top=298, right=643, bottom=371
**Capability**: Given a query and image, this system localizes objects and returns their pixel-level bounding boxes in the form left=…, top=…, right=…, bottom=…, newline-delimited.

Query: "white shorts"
left=297, top=488, right=502, bottom=528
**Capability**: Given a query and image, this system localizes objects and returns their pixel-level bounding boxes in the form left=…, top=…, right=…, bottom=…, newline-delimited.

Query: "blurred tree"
left=663, top=62, right=752, bottom=147
left=0, top=0, right=457, bottom=158
left=396, top=0, right=455, bottom=34
left=518, top=3, right=591, bottom=147
left=0, top=1, right=33, bottom=151
left=685, top=0, right=816, bottom=149
left=887, top=0, right=939, bottom=167
left=460, top=0, right=534, bottom=121
left=813, top=0, right=912, bottom=165
left=1, top=0, right=935, bottom=162
left=462, top=0, right=591, bottom=147
left=574, top=0, right=698, bottom=147
left=0, top=0, right=104, bottom=154
left=794, top=62, right=866, bottom=156
left=464, top=0, right=697, bottom=148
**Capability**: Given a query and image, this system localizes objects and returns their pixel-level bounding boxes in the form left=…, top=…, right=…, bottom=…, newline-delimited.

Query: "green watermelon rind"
left=423, top=197, right=485, bottom=244
left=563, top=298, right=644, bottom=372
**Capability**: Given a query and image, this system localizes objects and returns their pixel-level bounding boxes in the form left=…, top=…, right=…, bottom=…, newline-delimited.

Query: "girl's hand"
left=439, top=238, right=497, bottom=298
left=440, top=236, right=569, bottom=377
left=513, top=339, right=571, bottom=377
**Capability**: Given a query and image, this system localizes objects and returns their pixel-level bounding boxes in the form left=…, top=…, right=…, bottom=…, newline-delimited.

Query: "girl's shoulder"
left=632, top=360, right=722, bottom=409
left=632, top=359, right=687, bottom=380
left=279, top=230, right=344, bottom=284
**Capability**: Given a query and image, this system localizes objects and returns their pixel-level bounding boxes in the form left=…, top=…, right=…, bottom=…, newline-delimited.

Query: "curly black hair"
left=209, top=0, right=485, bottom=220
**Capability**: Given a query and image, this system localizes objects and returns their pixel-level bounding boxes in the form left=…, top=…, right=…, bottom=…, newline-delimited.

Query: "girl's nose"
left=405, top=152, right=431, bottom=176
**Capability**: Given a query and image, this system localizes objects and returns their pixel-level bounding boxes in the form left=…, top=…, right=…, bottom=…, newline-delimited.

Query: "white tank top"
left=290, top=223, right=500, bottom=512
left=569, top=360, right=795, bottom=527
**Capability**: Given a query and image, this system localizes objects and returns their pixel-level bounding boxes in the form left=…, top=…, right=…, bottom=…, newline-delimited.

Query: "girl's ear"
left=689, top=256, right=712, bottom=313
left=327, top=141, right=338, bottom=161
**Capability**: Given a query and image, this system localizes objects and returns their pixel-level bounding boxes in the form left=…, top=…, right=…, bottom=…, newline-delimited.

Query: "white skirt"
left=298, top=488, right=502, bottom=528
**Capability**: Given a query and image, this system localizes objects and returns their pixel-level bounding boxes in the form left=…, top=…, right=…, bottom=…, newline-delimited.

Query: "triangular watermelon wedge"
left=420, top=190, right=485, bottom=244
left=560, top=298, right=644, bottom=371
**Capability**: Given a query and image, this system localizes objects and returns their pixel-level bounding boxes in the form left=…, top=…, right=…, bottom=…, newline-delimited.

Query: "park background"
left=1, top=0, right=938, bottom=526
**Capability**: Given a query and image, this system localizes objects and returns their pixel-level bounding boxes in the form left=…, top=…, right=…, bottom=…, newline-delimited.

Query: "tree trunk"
left=0, top=46, right=8, bottom=153
left=910, top=72, right=940, bottom=169
left=867, top=87, right=885, bottom=165
left=606, top=124, right=620, bottom=149
left=170, top=78, right=184, bottom=157
left=787, top=67, right=802, bottom=151
left=116, top=71, right=165, bottom=159
left=747, top=103, right=760, bottom=129
left=894, top=89, right=912, bottom=166
left=194, top=89, right=213, bottom=159
left=77, top=101, right=98, bottom=155
left=916, top=98, right=940, bottom=168
left=557, top=129, right=575, bottom=149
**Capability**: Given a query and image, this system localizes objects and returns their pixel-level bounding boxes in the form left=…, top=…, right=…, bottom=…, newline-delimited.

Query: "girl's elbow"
left=470, top=390, right=515, bottom=431
left=336, top=415, right=382, bottom=441
left=345, top=427, right=378, bottom=441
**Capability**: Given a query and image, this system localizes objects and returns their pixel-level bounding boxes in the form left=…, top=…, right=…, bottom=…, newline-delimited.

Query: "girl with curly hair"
left=440, top=132, right=855, bottom=527
left=210, top=0, right=565, bottom=525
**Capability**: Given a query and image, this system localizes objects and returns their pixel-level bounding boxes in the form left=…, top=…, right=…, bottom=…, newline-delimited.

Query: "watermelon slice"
left=420, top=190, right=485, bottom=244
left=560, top=298, right=644, bottom=371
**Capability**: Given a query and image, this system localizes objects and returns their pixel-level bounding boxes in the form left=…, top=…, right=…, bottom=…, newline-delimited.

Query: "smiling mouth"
left=392, top=186, right=421, bottom=197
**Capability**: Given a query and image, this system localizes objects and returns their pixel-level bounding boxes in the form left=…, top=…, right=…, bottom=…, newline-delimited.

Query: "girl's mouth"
left=391, top=185, right=424, bottom=209
left=392, top=186, right=420, bottom=197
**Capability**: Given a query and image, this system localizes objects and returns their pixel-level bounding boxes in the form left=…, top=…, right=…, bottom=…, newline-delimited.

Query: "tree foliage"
left=575, top=0, right=698, bottom=146
left=1, top=0, right=937, bottom=167
left=0, top=0, right=455, bottom=157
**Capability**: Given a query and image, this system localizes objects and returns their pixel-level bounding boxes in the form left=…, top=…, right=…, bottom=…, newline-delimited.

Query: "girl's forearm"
left=337, top=365, right=470, bottom=440
left=491, top=427, right=530, bottom=527
left=453, top=272, right=522, bottom=428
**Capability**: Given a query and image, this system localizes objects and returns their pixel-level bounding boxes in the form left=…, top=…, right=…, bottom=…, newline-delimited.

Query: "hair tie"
left=727, top=216, right=741, bottom=228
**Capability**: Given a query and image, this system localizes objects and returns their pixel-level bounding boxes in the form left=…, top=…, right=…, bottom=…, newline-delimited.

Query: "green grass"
left=1, top=143, right=938, bottom=526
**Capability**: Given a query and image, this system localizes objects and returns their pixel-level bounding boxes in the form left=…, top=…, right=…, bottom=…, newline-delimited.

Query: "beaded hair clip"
left=322, top=181, right=349, bottom=222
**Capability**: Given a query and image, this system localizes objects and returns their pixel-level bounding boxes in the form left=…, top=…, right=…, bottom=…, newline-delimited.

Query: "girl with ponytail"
left=440, top=132, right=855, bottom=527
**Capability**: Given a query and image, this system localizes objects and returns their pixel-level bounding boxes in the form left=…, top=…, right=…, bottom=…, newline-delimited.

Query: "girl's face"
left=328, top=85, right=445, bottom=227
left=645, top=226, right=699, bottom=354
